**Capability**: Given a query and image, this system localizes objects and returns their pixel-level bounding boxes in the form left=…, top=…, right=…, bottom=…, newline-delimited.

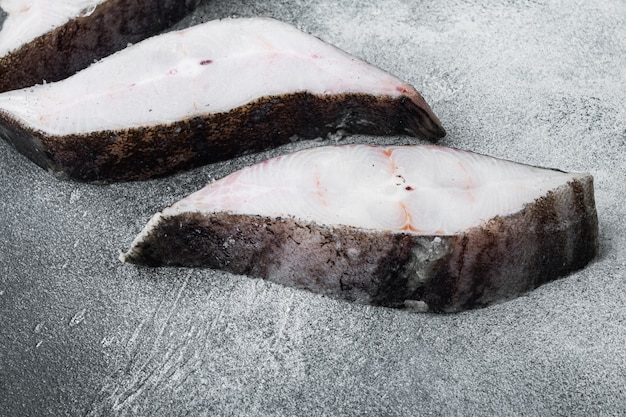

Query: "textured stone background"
left=1, top=0, right=625, bottom=416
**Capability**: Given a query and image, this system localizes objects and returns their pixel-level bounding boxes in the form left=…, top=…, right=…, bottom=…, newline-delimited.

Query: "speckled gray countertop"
left=1, top=1, right=625, bottom=416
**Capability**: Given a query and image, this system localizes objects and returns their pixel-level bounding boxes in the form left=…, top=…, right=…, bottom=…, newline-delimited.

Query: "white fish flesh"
left=0, top=0, right=106, bottom=57
left=0, top=17, right=445, bottom=182
left=121, top=145, right=599, bottom=312
left=0, top=0, right=200, bottom=92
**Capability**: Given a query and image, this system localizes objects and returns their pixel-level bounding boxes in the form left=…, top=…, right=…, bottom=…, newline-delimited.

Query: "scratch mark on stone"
left=69, top=308, right=87, bottom=326
left=112, top=273, right=190, bottom=412
left=274, top=292, right=295, bottom=346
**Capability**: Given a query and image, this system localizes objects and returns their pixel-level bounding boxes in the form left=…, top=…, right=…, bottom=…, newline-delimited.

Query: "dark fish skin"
left=0, top=92, right=445, bottom=183
left=122, top=176, right=598, bottom=313
left=0, top=0, right=200, bottom=93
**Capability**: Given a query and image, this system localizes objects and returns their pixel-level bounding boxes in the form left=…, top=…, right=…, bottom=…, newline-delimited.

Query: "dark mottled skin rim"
left=0, top=91, right=445, bottom=182
left=122, top=176, right=598, bottom=313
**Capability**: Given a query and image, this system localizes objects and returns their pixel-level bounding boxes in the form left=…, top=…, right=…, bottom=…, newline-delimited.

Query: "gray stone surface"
left=1, top=0, right=625, bottom=416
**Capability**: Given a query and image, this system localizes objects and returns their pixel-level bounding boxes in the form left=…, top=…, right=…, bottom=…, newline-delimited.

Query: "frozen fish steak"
left=0, top=0, right=200, bottom=92
left=121, top=145, right=598, bottom=312
left=0, top=17, right=445, bottom=182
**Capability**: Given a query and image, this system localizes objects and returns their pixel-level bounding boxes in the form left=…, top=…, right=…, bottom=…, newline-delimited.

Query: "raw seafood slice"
left=121, top=145, right=599, bottom=312
left=0, top=0, right=200, bottom=92
left=0, top=17, right=445, bottom=182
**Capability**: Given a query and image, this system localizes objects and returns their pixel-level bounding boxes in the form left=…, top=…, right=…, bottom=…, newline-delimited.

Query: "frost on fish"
left=0, top=17, right=445, bottom=182
left=121, top=145, right=599, bottom=313
left=0, top=0, right=200, bottom=92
